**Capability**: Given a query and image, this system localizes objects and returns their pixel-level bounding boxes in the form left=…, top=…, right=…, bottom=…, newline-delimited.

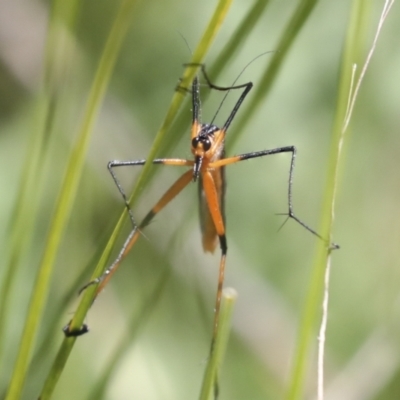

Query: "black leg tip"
left=63, top=321, right=89, bottom=337
left=330, top=242, right=340, bottom=251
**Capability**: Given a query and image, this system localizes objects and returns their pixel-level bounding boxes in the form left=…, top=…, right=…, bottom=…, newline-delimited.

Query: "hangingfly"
left=64, top=63, right=334, bottom=344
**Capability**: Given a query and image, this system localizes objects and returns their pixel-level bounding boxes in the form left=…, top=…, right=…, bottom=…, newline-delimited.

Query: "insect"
left=65, top=63, right=329, bottom=341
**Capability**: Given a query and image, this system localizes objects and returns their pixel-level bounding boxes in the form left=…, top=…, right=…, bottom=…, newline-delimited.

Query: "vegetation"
left=0, top=0, right=397, bottom=399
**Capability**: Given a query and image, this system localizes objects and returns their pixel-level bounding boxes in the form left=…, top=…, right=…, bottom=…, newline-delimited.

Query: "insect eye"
left=203, top=139, right=211, bottom=151
left=192, top=137, right=199, bottom=148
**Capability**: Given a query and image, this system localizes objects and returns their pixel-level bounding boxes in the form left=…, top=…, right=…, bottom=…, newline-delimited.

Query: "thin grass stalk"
left=199, top=288, right=237, bottom=400
left=5, top=0, right=139, bottom=398
left=285, top=1, right=370, bottom=399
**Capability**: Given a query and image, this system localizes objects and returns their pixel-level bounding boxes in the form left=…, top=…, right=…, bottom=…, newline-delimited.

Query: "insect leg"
left=64, top=162, right=194, bottom=337
left=183, top=63, right=253, bottom=131
left=201, top=170, right=228, bottom=348
left=108, top=158, right=193, bottom=228
left=210, top=147, right=338, bottom=247
left=108, top=159, right=146, bottom=228
left=86, top=166, right=194, bottom=297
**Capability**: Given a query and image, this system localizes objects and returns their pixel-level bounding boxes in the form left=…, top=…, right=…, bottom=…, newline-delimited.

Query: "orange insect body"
left=191, top=124, right=226, bottom=253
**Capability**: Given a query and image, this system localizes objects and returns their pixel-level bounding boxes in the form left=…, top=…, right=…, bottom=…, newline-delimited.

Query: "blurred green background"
left=0, top=0, right=399, bottom=399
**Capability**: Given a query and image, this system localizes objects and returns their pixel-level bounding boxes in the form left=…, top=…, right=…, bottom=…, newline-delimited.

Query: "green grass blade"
left=30, top=234, right=109, bottom=373
left=209, top=0, right=271, bottom=79
left=0, top=0, right=81, bottom=371
left=199, top=288, right=237, bottom=400
left=285, top=1, right=368, bottom=399
left=5, top=0, right=138, bottom=398
left=227, top=0, right=321, bottom=151
left=128, top=0, right=234, bottom=208
left=0, top=97, right=48, bottom=371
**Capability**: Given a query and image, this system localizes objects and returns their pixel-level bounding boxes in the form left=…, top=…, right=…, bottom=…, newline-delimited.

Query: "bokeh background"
left=0, top=0, right=400, bottom=399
